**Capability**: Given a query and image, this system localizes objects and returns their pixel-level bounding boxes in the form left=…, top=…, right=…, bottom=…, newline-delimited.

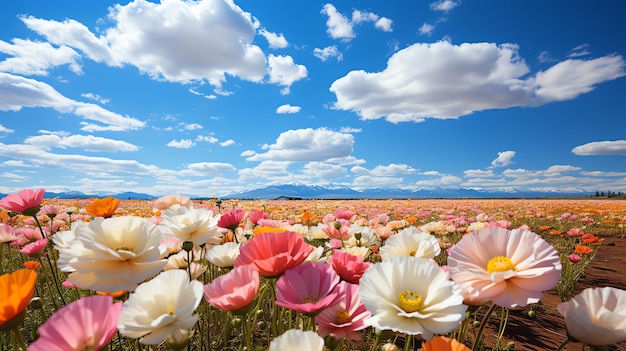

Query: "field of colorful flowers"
left=1, top=190, right=625, bottom=351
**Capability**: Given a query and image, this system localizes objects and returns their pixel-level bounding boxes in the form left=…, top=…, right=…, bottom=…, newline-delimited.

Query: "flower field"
left=1, top=190, right=625, bottom=351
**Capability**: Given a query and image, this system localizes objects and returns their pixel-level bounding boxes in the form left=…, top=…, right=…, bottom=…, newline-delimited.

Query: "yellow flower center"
left=487, top=256, right=516, bottom=274
left=302, top=295, right=319, bottom=304
left=408, top=249, right=416, bottom=256
left=398, top=290, right=422, bottom=313
left=335, top=309, right=351, bottom=324
left=116, top=246, right=135, bottom=253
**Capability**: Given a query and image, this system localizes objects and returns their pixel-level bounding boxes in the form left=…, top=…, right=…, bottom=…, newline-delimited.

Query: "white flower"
left=359, top=256, right=467, bottom=340
left=557, top=287, right=626, bottom=346
left=269, top=329, right=324, bottom=351
left=164, top=249, right=207, bottom=280
left=379, top=227, right=441, bottom=260
left=342, top=246, right=370, bottom=259
left=206, top=242, right=240, bottom=268
left=117, top=270, right=204, bottom=345
left=346, top=225, right=380, bottom=247
left=419, top=221, right=446, bottom=235
left=159, top=204, right=220, bottom=246
left=305, top=245, right=327, bottom=263
left=57, top=217, right=168, bottom=292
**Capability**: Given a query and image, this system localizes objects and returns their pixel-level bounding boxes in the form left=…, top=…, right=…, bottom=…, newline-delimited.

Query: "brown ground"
left=478, top=236, right=626, bottom=351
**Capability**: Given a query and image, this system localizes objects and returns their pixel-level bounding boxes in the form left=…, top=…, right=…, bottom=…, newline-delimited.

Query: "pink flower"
left=569, top=254, right=582, bottom=263
left=447, top=227, right=562, bottom=308
left=0, top=188, right=45, bottom=214
left=248, top=209, right=268, bottom=225
left=0, top=224, right=17, bottom=243
left=567, top=228, right=584, bottom=237
left=329, top=250, right=372, bottom=284
left=218, top=209, right=247, bottom=230
left=19, top=238, right=48, bottom=255
left=275, top=261, right=344, bottom=316
left=314, top=282, right=370, bottom=341
left=333, top=209, right=355, bottom=221
left=234, top=231, right=314, bottom=277
left=29, top=295, right=123, bottom=351
left=11, top=227, right=45, bottom=247
left=328, top=239, right=343, bottom=249
left=321, top=221, right=350, bottom=240
left=203, top=265, right=260, bottom=314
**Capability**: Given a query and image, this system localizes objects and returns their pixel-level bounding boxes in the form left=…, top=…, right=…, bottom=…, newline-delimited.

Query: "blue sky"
left=0, top=0, right=625, bottom=198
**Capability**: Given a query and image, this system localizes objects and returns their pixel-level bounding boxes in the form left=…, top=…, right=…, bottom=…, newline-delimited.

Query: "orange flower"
left=422, top=336, right=471, bottom=351
left=549, top=229, right=562, bottom=236
left=251, top=226, right=287, bottom=236
left=574, top=245, right=593, bottom=254
left=97, top=290, right=127, bottom=298
left=85, top=197, right=120, bottom=218
left=539, top=225, right=550, bottom=231
left=23, top=261, right=41, bottom=270
left=0, top=269, right=37, bottom=328
left=406, top=216, right=418, bottom=224
left=582, top=234, right=599, bottom=244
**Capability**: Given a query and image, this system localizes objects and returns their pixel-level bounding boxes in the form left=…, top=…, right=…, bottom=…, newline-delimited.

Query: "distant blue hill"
left=221, top=184, right=593, bottom=200
left=0, top=184, right=594, bottom=202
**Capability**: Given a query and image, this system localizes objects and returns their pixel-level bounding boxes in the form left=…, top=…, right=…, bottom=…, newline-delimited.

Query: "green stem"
left=11, top=327, right=28, bottom=351
left=403, top=334, right=413, bottom=351
left=496, top=306, right=509, bottom=344
left=472, top=303, right=497, bottom=351
left=0, top=243, right=4, bottom=275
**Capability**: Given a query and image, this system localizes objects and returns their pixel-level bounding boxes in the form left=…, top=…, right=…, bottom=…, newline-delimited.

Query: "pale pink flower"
left=0, top=224, right=17, bottom=243
left=203, top=265, right=260, bottom=314
left=329, top=250, right=372, bottom=284
left=447, top=227, right=562, bottom=308
left=152, top=194, right=193, bottom=210
left=29, top=295, right=123, bottom=351
left=234, top=231, right=313, bottom=277
left=19, top=238, right=48, bottom=255
left=276, top=261, right=344, bottom=316
left=314, top=282, right=370, bottom=341
left=0, top=188, right=45, bottom=214
left=557, top=287, right=626, bottom=346
left=321, top=221, right=351, bottom=240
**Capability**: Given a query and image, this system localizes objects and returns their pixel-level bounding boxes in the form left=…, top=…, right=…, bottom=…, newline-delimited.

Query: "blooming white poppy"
left=206, top=242, right=240, bottom=268
left=359, top=256, right=467, bottom=339
left=117, top=269, right=204, bottom=345
left=159, top=204, right=221, bottom=246
left=346, top=225, right=380, bottom=247
left=164, top=248, right=207, bottom=280
left=379, top=227, right=441, bottom=260
left=557, top=287, right=626, bottom=346
left=269, top=329, right=325, bottom=351
left=447, top=227, right=561, bottom=308
left=57, top=217, right=168, bottom=292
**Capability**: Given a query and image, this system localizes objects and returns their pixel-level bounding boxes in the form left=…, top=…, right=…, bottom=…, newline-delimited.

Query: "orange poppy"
left=549, top=229, right=562, bottom=236
left=0, top=269, right=37, bottom=328
left=251, top=226, right=287, bottom=236
left=539, top=225, right=550, bottom=231
left=23, top=261, right=41, bottom=270
left=97, top=289, right=127, bottom=298
left=85, top=197, right=120, bottom=218
left=422, top=336, right=471, bottom=351
left=582, top=234, right=599, bottom=244
left=574, top=245, right=593, bottom=254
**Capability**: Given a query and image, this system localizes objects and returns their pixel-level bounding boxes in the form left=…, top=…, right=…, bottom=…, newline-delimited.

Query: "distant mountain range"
left=0, top=184, right=594, bottom=201
left=220, top=183, right=593, bottom=200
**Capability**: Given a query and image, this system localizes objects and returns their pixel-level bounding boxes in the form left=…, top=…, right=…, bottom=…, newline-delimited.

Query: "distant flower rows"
left=0, top=189, right=625, bottom=350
